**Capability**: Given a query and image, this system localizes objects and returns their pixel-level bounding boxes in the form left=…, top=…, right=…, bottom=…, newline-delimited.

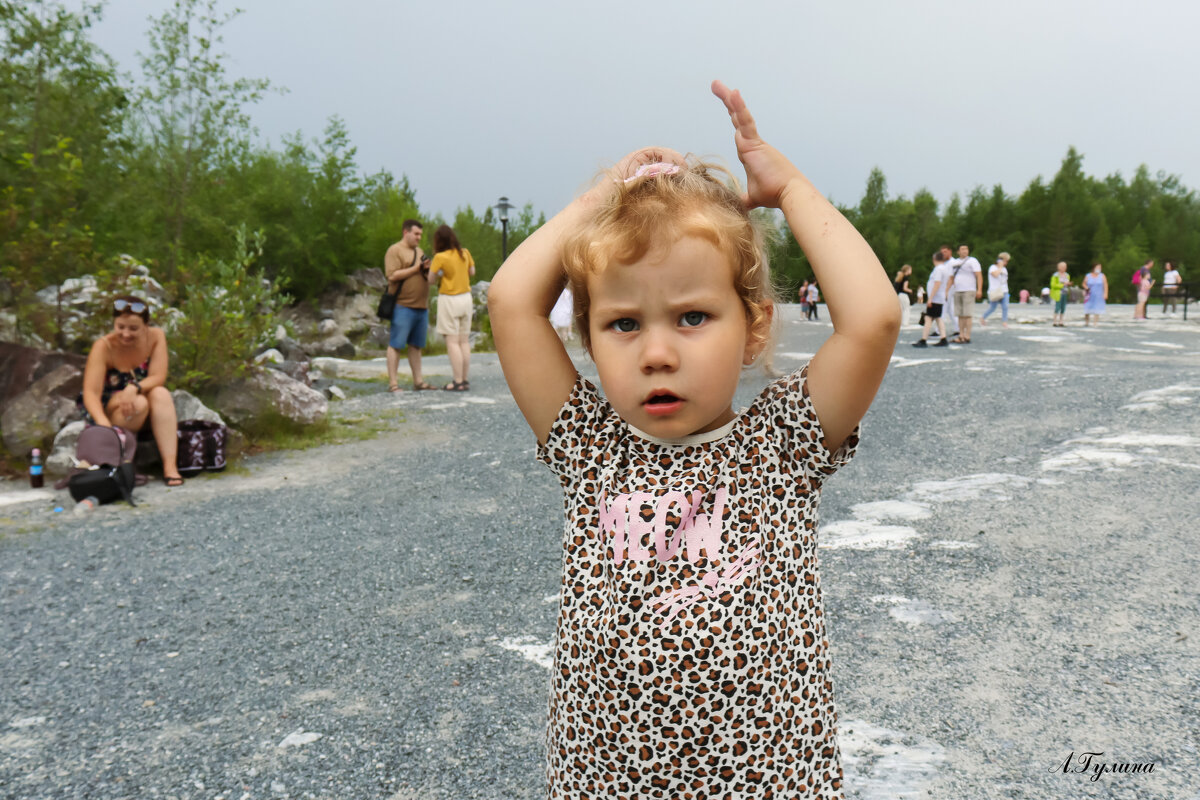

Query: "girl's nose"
left=639, top=328, right=679, bottom=373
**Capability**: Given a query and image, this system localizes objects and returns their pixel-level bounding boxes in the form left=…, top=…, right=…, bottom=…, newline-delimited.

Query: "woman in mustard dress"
left=431, top=225, right=476, bottom=391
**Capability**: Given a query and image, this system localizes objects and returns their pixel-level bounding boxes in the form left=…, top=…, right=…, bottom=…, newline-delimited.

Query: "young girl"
left=1050, top=261, right=1072, bottom=326
left=489, top=81, right=900, bottom=800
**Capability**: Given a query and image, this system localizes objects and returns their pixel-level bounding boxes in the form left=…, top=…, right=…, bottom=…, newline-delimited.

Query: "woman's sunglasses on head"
left=114, top=300, right=147, bottom=314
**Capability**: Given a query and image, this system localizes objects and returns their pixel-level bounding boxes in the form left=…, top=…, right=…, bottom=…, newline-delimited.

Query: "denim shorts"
left=390, top=305, right=428, bottom=350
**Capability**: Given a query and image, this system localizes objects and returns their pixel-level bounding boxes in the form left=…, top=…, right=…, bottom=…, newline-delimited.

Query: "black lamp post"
left=495, top=195, right=514, bottom=262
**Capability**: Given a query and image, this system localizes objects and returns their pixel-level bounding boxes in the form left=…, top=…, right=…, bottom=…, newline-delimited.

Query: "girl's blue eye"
left=611, top=318, right=638, bottom=333
left=680, top=311, right=707, bottom=327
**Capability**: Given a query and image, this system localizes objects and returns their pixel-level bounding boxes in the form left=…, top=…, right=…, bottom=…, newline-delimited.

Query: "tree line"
left=1, top=0, right=542, bottom=353
left=4, top=0, right=1197, bottom=356
left=770, top=150, right=1198, bottom=303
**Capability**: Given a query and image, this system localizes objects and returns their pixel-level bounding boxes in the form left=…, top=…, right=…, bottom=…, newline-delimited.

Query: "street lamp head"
left=495, top=195, right=513, bottom=223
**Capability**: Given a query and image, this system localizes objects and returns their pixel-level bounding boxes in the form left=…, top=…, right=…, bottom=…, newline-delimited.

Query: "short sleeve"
left=535, top=376, right=621, bottom=486
left=755, top=362, right=859, bottom=482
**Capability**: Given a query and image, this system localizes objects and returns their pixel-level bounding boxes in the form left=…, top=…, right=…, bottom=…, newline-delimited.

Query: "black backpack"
left=67, top=426, right=138, bottom=506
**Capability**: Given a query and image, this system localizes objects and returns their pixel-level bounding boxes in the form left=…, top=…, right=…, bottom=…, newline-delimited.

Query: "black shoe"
left=911, top=339, right=928, bottom=347
left=933, top=338, right=950, bottom=347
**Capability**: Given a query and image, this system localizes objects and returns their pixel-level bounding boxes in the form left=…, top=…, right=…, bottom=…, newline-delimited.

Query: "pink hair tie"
left=623, top=162, right=681, bottom=183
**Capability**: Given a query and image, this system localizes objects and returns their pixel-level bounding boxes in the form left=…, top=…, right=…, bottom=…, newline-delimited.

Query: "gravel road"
left=2, top=302, right=1198, bottom=800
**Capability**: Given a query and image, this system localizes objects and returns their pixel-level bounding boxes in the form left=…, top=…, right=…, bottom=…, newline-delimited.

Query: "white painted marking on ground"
left=1041, top=448, right=1138, bottom=472
left=1121, top=385, right=1200, bottom=412
left=929, top=540, right=980, bottom=550
left=889, top=357, right=949, bottom=368
left=1084, top=433, right=1200, bottom=448
left=840, top=719, right=947, bottom=800
left=907, top=473, right=1031, bottom=503
left=1018, top=335, right=1071, bottom=343
left=1136, top=341, right=1185, bottom=349
left=850, top=500, right=932, bottom=521
left=277, top=730, right=322, bottom=748
left=1109, top=347, right=1153, bottom=354
left=779, top=351, right=816, bottom=360
left=1042, top=431, right=1200, bottom=473
left=9, top=716, right=46, bottom=728
left=425, top=402, right=468, bottom=410
left=870, top=595, right=961, bottom=627
left=498, top=636, right=554, bottom=670
left=462, top=396, right=498, bottom=404
left=980, top=350, right=1007, bottom=355
left=820, top=521, right=920, bottom=550
left=0, top=489, right=54, bottom=508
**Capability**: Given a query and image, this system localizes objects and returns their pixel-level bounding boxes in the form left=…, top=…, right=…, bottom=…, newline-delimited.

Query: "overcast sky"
left=90, top=0, right=1200, bottom=223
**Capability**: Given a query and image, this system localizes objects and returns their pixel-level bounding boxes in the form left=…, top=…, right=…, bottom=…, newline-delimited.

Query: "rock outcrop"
left=214, top=367, right=328, bottom=429
left=0, top=344, right=86, bottom=455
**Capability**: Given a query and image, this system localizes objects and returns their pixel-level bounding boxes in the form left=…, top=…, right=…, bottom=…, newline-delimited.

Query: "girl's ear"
left=743, top=300, right=775, bottom=365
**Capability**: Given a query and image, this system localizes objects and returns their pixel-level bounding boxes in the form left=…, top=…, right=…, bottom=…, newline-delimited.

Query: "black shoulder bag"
left=377, top=250, right=418, bottom=320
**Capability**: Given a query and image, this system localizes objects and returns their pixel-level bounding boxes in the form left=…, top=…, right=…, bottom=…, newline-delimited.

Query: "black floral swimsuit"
left=76, top=360, right=149, bottom=424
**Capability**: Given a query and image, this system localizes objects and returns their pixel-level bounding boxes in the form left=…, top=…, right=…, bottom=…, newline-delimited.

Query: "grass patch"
left=238, top=407, right=404, bottom=454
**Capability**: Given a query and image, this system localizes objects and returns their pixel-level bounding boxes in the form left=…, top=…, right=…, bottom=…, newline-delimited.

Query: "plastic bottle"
left=74, top=496, right=98, bottom=515
left=30, top=448, right=44, bottom=488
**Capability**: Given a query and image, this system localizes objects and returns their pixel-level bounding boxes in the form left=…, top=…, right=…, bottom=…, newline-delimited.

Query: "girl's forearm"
left=489, top=194, right=596, bottom=317
left=779, top=174, right=898, bottom=336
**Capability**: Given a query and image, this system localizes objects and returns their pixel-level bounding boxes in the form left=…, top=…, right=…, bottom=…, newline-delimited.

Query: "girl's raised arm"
left=490, top=148, right=689, bottom=444
left=712, top=80, right=901, bottom=451
left=488, top=198, right=591, bottom=444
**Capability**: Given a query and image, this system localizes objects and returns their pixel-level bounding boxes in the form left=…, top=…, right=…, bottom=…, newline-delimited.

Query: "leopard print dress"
left=536, top=364, right=858, bottom=800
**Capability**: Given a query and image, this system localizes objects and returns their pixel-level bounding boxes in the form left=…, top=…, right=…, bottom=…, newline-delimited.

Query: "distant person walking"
left=912, top=250, right=951, bottom=347
left=431, top=224, right=476, bottom=391
left=1082, top=263, right=1108, bottom=326
left=894, top=264, right=913, bottom=326
left=549, top=286, right=575, bottom=342
left=806, top=281, right=820, bottom=320
left=1050, top=262, right=1072, bottom=327
left=936, top=244, right=965, bottom=338
left=980, top=252, right=1010, bottom=328
left=948, top=244, right=982, bottom=343
left=383, top=219, right=434, bottom=392
left=798, top=279, right=810, bottom=318
left=1162, top=262, right=1181, bottom=315
left=1134, top=267, right=1155, bottom=321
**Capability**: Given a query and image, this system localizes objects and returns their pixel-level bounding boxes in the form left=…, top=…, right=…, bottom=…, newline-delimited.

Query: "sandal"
left=164, top=475, right=184, bottom=487
left=443, top=381, right=468, bottom=392
left=387, top=384, right=401, bottom=393
left=413, top=380, right=436, bottom=390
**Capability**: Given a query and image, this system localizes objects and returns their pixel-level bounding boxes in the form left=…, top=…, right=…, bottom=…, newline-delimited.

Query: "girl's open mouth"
left=643, top=392, right=683, bottom=416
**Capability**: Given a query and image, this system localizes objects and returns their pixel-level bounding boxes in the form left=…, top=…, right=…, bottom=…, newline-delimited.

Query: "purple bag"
left=66, top=426, right=138, bottom=505
left=176, top=420, right=227, bottom=475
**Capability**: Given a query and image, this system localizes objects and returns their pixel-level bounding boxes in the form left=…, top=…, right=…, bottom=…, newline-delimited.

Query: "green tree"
left=130, top=0, right=272, bottom=277
left=0, top=0, right=123, bottom=345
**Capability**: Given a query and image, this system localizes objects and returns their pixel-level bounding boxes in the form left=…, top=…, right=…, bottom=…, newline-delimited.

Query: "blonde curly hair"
left=561, top=156, right=778, bottom=355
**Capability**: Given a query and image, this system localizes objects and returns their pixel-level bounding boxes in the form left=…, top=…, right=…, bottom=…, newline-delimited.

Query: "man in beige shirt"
left=383, top=219, right=434, bottom=391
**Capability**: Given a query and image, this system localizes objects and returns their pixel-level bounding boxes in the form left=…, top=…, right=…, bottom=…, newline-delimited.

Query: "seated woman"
left=78, top=295, right=184, bottom=486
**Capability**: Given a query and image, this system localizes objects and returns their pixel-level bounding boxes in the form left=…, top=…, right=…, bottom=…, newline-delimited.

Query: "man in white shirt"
left=947, top=244, right=983, bottom=342
left=938, top=244, right=961, bottom=337
left=1162, top=262, right=1182, bottom=315
left=913, top=251, right=952, bottom=347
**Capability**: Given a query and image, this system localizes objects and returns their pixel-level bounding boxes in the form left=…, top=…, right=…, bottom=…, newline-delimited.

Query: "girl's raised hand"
left=711, top=80, right=801, bottom=210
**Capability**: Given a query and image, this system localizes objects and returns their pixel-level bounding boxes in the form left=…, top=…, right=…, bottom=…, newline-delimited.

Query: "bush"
left=166, top=227, right=290, bottom=395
